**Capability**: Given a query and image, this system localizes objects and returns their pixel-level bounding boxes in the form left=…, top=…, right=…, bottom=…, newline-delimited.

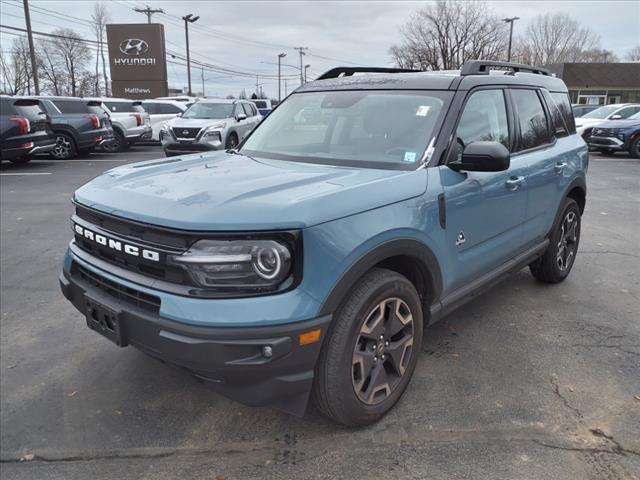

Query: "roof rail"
left=316, top=66, right=421, bottom=80
left=461, top=60, right=549, bottom=76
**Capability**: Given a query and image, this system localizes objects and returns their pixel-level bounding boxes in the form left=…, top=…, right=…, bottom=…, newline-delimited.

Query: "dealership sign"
left=106, top=24, right=168, bottom=98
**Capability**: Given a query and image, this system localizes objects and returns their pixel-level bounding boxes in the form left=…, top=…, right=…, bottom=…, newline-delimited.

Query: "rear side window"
left=456, top=89, right=510, bottom=151
left=51, top=100, right=89, bottom=114
left=616, top=106, right=640, bottom=119
left=241, top=103, right=253, bottom=117
left=253, top=100, right=267, bottom=109
left=158, top=103, right=182, bottom=114
left=0, top=99, right=17, bottom=115
left=103, top=102, right=143, bottom=113
left=142, top=103, right=158, bottom=114
left=511, top=89, right=551, bottom=151
left=550, top=92, right=576, bottom=135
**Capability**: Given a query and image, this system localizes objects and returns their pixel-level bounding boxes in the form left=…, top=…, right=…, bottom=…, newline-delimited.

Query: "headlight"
left=168, top=239, right=293, bottom=292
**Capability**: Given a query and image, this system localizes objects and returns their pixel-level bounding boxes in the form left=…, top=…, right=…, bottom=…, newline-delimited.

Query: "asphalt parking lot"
left=1, top=147, right=639, bottom=480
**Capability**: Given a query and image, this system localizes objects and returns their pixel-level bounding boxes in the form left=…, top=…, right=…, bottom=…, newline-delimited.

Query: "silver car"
left=160, top=99, right=261, bottom=156
left=87, top=98, right=152, bottom=152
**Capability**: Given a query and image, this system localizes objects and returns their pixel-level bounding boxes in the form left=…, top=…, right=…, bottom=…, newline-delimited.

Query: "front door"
left=438, top=88, right=528, bottom=292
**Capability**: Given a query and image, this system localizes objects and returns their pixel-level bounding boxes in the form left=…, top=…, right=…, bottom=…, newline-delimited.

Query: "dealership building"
left=547, top=63, right=640, bottom=106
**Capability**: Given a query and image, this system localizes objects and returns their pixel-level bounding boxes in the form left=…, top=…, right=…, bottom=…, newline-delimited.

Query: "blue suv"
left=60, top=61, right=588, bottom=426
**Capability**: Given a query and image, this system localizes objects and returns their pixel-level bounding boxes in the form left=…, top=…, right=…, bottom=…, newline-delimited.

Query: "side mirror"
left=449, top=141, right=510, bottom=172
left=176, top=113, right=182, bottom=117
left=610, top=114, right=622, bottom=120
left=236, top=113, right=247, bottom=121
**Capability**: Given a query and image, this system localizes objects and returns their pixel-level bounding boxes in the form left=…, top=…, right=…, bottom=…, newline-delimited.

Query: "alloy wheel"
left=352, top=297, right=414, bottom=405
left=557, top=211, right=579, bottom=271
left=52, top=135, right=72, bottom=159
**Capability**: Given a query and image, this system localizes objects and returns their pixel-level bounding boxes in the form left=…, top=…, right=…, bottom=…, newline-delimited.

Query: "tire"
left=9, top=156, right=31, bottom=165
left=529, top=198, right=581, bottom=283
left=102, top=130, right=126, bottom=153
left=225, top=132, right=238, bottom=150
left=50, top=133, right=77, bottom=160
left=630, top=137, right=640, bottom=159
left=313, top=268, right=423, bottom=426
left=598, top=148, right=615, bottom=156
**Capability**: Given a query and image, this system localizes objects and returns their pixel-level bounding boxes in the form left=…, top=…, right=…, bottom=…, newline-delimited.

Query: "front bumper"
left=59, top=253, right=331, bottom=415
left=163, top=140, right=224, bottom=154
left=588, top=136, right=626, bottom=150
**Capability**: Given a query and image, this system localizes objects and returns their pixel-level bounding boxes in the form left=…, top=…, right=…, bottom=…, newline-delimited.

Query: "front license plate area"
left=85, top=297, right=127, bottom=347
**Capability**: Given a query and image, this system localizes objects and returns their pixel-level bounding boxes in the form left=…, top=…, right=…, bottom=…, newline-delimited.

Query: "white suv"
left=575, top=103, right=640, bottom=139
left=88, top=98, right=152, bottom=152
left=141, top=100, right=187, bottom=141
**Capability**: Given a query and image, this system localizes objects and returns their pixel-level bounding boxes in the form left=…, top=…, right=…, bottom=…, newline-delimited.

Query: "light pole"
left=277, top=52, right=286, bottom=102
left=182, top=13, right=199, bottom=96
left=502, top=16, right=520, bottom=62
left=304, top=64, right=310, bottom=83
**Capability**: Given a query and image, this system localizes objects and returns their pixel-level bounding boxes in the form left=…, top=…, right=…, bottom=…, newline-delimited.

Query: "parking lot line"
left=0, top=172, right=53, bottom=176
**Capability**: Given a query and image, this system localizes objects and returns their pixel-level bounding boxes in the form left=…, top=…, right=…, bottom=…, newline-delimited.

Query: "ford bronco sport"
left=60, top=61, right=587, bottom=426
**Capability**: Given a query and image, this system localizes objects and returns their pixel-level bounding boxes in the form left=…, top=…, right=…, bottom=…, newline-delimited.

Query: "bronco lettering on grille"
left=74, top=223, right=160, bottom=262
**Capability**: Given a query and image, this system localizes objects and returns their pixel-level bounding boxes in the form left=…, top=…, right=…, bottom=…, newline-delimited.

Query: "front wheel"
left=313, top=268, right=423, bottom=426
left=529, top=198, right=581, bottom=283
left=630, top=137, right=640, bottom=159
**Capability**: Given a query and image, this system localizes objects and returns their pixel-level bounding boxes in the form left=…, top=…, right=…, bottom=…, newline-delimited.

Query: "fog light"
left=261, top=345, right=273, bottom=358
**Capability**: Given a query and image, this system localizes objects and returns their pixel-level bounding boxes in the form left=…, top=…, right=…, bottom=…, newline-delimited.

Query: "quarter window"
left=549, top=92, right=576, bottom=135
left=455, top=89, right=510, bottom=154
left=142, top=103, right=158, bottom=114
left=511, top=89, right=551, bottom=151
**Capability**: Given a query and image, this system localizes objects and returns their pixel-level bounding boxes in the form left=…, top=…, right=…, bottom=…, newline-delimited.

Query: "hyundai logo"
left=119, top=38, right=149, bottom=56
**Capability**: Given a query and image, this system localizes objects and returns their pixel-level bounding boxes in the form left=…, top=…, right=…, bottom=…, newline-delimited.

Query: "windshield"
left=241, top=90, right=451, bottom=169
left=183, top=102, right=233, bottom=119
left=581, top=105, right=620, bottom=119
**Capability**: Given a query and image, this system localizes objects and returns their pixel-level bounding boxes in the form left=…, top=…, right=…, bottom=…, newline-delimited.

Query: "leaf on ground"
left=634, top=395, right=640, bottom=402
left=568, top=386, right=575, bottom=393
left=451, top=353, right=460, bottom=359
left=114, top=409, right=123, bottom=415
left=5, top=364, right=17, bottom=369
left=19, top=453, right=34, bottom=462
left=67, top=390, right=77, bottom=397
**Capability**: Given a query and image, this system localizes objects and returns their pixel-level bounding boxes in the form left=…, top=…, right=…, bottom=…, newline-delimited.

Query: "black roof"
left=299, top=61, right=568, bottom=94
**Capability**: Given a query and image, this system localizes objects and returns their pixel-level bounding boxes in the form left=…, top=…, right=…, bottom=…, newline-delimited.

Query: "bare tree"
left=514, top=12, right=600, bottom=65
left=626, top=46, right=640, bottom=62
left=0, top=37, right=31, bottom=94
left=389, top=0, right=507, bottom=70
left=91, top=2, right=111, bottom=96
left=47, top=29, right=92, bottom=96
left=581, top=48, right=619, bottom=63
left=37, top=38, right=67, bottom=95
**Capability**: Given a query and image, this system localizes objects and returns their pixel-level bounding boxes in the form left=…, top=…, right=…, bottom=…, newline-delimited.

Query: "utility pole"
left=294, top=47, right=308, bottom=85
left=134, top=5, right=164, bottom=23
left=502, top=17, right=520, bottom=62
left=201, top=67, right=205, bottom=97
left=304, top=64, right=310, bottom=83
left=23, top=0, right=39, bottom=95
left=182, top=13, right=199, bottom=96
left=255, top=75, right=259, bottom=98
left=277, top=52, right=286, bottom=102
left=284, top=78, right=288, bottom=97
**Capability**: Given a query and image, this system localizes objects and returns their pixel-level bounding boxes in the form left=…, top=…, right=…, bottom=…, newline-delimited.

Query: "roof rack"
left=461, top=60, right=549, bottom=76
left=316, top=66, right=422, bottom=80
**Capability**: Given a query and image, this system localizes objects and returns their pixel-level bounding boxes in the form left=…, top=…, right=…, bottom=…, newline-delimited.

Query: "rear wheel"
left=50, top=133, right=77, bottom=160
left=313, top=268, right=423, bottom=426
left=102, top=130, right=125, bottom=153
left=529, top=198, right=581, bottom=283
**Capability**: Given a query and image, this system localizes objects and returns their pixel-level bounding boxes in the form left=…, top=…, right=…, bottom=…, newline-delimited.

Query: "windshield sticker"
left=403, top=151, right=417, bottom=163
left=416, top=105, right=431, bottom=117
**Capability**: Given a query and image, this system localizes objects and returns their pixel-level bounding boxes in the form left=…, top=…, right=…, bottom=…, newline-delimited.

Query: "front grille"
left=74, top=263, right=161, bottom=314
left=173, top=127, right=201, bottom=139
left=592, top=128, right=615, bottom=137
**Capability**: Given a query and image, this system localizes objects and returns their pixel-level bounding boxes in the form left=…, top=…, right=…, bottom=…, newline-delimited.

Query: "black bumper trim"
left=60, top=267, right=332, bottom=415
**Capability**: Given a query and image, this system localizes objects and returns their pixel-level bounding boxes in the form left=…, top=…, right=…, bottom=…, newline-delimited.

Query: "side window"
left=160, top=103, right=182, bottom=114
left=242, top=103, right=253, bottom=117
left=455, top=89, right=509, bottom=157
left=234, top=104, right=245, bottom=118
left=615, top=107, right=640, bottom=119
left=142, top=103, right=157, bottom=114
left=511, top=89, right=551, bottom=151
left=52, top=100, right=88, bottom=114
left=550, top=92, right=576, bottom=135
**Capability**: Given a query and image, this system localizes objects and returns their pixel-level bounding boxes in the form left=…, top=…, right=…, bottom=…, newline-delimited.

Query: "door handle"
left=554, top=162, right=567, bottom=174
left=505, top=176, right=525, bottom=191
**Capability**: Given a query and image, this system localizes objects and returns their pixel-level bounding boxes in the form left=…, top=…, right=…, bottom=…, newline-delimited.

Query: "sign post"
left=106, top=23, right=168, bottom=99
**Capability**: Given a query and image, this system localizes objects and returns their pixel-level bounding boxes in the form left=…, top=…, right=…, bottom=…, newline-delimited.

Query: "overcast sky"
left=1, top=0, right=639, bottom=98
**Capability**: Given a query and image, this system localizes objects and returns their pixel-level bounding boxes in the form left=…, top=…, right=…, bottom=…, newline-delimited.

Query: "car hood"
left=591, top=119, right=640, bottom=129
left=166, top=117, right=230, bottom=128
left=74, top=151, right=426, bottom=230
left=575, top=118, right=609, bottom=128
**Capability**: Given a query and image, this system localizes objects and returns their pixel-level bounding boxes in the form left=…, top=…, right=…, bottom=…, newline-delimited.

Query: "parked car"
left=88, top=98, right=152, bottom=152
left=0, top=96, right=56, bottom=164
left=141, top=100, right=187, bottom=141
left=31, top=97, right=114, bottom=159
left=250, top=99, right=273, bottom=117
left=588, top=111, right=640, bottom=157
left=160, top=99, right=261, bottom=156
left=572, top=104, right=599, bottom=118
left=575, top=103, right=640, bottom=140
left=60, top=61, right=587, bottom=426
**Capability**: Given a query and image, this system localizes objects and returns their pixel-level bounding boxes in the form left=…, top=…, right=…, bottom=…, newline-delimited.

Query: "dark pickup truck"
left=1, top=96, right=56, bottom=164
left=31, top=97, right=114, bottom=159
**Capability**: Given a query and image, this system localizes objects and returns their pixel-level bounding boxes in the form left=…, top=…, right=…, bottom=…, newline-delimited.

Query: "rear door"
left=438, top=88, right=529, bottom=291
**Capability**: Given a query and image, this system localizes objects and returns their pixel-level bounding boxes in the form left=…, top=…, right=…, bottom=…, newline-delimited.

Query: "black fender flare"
left=317, top=238, right=443, bottom=317
left=547, top=175, right=587, bottom=237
